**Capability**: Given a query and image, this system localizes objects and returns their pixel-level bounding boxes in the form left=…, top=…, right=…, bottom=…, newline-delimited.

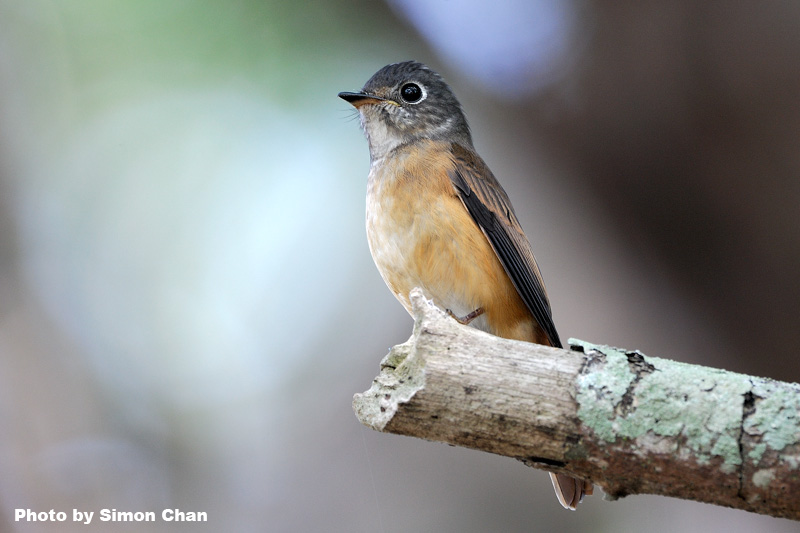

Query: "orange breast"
left=366, top=140, right=543, bottom=343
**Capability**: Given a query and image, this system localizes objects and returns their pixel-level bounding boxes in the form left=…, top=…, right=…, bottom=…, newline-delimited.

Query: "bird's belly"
left=368, top=198, right=470, bottom=310
left=366, top=174, right=523, bottom=337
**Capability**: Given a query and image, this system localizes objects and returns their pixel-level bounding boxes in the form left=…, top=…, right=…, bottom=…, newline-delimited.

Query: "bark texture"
left=353, top=288, right=800, bottom=520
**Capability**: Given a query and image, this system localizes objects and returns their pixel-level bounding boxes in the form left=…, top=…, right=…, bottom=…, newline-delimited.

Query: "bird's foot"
left=446, top=307, right=485, bottom=325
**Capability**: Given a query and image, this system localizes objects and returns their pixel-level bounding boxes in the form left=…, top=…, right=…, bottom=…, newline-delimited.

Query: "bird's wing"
left=447, top=144, right=561, bottom=348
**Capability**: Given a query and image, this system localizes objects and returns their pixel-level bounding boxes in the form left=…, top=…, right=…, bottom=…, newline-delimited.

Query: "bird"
left=339, top=61, right=592, bottom=510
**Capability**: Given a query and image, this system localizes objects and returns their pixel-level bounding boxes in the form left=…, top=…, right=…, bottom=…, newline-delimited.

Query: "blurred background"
left=0, top=0, right=798, bottom=531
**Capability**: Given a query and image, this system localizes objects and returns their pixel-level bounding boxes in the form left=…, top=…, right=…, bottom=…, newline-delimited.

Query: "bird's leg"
left=446, top=307, right=485, bottom=325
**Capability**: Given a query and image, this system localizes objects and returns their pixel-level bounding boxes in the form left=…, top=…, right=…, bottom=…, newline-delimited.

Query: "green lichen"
left=570, top=339, right=751, bottom=469
left=571, top=342, right=634, bottom=443
left=752, top=468, right=775, bottom=488
left=784, top=455, right=800, bottom=469
left=748, top=442, right=767, bottom=462
left=711, top=434, right=739, bottom=457
left=746, top=379, right=800, bottom=462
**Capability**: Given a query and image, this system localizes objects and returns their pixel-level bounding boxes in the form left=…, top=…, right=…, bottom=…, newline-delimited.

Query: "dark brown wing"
left=448, top=144, right=561, bottom=348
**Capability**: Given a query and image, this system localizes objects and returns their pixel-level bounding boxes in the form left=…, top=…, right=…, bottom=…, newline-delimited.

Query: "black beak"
left=338, top=91, right=389, bottom=107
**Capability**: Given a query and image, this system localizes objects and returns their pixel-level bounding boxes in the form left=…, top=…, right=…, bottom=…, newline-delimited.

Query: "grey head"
left=339, top=61, right=473, bottom=161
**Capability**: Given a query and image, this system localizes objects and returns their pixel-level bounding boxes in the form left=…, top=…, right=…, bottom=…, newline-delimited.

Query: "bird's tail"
left=549, top=473, right=593, bottom=510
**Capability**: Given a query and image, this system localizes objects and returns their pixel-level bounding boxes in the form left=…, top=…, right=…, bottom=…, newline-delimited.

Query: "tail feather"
left=549, top=473, right=593, bottom=510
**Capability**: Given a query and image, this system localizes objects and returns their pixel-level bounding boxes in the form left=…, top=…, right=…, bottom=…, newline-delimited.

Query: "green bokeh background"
left=1, top=1, right=798, bottom=532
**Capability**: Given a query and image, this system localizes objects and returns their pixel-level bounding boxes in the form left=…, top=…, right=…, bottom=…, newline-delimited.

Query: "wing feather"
left=448, top=144, right=562, bottom=348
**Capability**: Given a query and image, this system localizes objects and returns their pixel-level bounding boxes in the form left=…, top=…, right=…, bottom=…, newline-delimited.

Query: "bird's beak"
left=338, top=91, right=395, bottom=108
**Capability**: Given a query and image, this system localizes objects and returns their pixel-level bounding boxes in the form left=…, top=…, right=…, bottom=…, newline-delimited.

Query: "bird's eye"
left=400, top=83, right=424, bottom=103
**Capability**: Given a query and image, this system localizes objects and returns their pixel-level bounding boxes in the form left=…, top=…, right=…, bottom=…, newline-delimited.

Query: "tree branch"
left=353, top=288, right=800, bottom=520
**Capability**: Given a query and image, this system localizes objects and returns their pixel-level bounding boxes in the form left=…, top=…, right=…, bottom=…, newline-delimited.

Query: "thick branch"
left=353, top=288, right=800, bottom=520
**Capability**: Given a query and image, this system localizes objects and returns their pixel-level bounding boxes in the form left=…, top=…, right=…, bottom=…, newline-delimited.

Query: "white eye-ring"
left=399, top=82, right=426, bottom=104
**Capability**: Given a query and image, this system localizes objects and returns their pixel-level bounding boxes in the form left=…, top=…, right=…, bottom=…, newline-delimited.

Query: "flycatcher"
left=339, top=61, right=592, bottom=510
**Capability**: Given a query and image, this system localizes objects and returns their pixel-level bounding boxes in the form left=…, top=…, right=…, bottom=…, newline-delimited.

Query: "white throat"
left=360, top=112, right=404, bottom=163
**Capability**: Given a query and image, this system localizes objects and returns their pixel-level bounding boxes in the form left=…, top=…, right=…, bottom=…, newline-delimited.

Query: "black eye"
left=400, top=83, right=423, bottom=103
